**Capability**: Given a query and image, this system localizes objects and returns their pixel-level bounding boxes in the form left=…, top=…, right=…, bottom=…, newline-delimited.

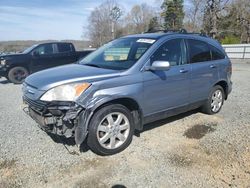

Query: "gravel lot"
left=0, top=60, right=249, bottom=188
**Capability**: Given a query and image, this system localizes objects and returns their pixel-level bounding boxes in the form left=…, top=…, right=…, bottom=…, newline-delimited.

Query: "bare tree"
left=203, top=0, right=229, bottom=38
left=86, top=0, right=123, bottom=47
left=125, top=4, right=156, bottom=34
left=233, top=0, right=250, bottom=43
left=185, top=0, right=206, bottom=32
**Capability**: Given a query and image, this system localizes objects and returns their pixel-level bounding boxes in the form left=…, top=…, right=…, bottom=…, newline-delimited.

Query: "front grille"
left=23, top=96, right=47, bottom=112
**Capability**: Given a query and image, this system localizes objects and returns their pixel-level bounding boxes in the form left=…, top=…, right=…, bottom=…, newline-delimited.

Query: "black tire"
left=87, top=104, right=135, bottom=156
left=201, top=85, right=225, bottom=115
left=8, top=66, right=29, bottom=84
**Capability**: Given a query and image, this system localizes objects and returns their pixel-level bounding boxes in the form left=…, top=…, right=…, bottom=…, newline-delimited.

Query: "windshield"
left=22, top=44, right=39, bottom=54
left=80, top=38, right=155, bottom=70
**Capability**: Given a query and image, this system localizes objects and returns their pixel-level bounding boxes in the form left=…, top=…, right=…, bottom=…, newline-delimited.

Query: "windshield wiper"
left=84, top=64, right=101, bottom=68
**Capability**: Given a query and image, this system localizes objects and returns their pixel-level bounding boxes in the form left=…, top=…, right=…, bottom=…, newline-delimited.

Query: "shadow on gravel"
left=0, top=79, right=10, bottom=84
left=47, top=133, right=89, bottom=153
left=141, top=109, right=200, bottom=134
left=112, top=185, right=127, bottom=188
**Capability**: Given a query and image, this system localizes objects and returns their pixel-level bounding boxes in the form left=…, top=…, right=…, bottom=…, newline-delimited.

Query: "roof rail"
left=145, top=28, right=208, bottom=37
left=145, top=29, right=187, bottom=34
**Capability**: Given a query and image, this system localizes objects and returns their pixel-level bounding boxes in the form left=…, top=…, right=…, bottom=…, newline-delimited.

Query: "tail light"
left=227, top=61, right=232, bottom=75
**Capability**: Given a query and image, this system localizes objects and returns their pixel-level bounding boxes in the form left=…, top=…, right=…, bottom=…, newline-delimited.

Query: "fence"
left=222, top=44, right=250, bottom=59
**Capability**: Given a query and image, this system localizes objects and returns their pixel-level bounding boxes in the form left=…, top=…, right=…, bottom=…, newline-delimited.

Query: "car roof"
left=122, top=31, right=222, bottom=49
left=122, top=33, right=167, bottom=39
left=37, top=41, right=73, bottom=45
left=123, top=32, right=210, bottom=40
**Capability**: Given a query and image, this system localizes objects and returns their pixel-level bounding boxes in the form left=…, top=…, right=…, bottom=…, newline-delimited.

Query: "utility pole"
left=110, top=6, right=122, bottom=40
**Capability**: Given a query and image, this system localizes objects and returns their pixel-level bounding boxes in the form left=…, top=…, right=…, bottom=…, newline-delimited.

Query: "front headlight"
left=40, top=83, right=91, bottom=102
left=0, top=59, right=6, bottom=66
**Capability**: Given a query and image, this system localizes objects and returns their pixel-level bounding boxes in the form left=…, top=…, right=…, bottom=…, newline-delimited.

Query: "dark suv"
left=22, top=31, right=232, bottom=155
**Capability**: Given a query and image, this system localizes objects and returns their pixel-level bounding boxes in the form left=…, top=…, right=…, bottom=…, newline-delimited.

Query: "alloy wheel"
left=211, top=89, right=223, bottom=113
left=97, top=112, right=130, bottom=150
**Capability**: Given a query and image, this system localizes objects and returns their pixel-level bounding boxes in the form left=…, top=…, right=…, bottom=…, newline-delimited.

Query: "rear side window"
left=210, top=45, right=225, bottom=60
left=57, top=43, right=72, bottom=53
left=188, top=39, right=211, bottom=63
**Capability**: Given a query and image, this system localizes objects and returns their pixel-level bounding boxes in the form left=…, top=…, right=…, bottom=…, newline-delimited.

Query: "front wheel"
left=87, top=104, right=135, bottom=156
left=8, top=66, right=29, bottom=84
left=201, top=85, right=225, bottom=115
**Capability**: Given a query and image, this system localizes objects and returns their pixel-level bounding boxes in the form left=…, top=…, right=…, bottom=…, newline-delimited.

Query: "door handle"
left=180, top=69, right=188, bottom=73
left=210, top=64, right=217, bottom=69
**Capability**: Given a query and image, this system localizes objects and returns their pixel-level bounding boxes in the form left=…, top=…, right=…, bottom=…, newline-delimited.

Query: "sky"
left=0, top=0, right=160, bottom=41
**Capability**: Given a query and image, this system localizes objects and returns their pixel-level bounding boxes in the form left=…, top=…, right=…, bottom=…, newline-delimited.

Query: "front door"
left=31, top=43, right=60, bottom=73
left=143, top=38, right=191, bottom=117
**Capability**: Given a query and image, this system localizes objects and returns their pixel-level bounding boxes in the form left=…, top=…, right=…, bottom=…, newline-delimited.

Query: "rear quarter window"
left=209, top=45, right=225, bottom=60
left=57, top=43, right=72, bottom=53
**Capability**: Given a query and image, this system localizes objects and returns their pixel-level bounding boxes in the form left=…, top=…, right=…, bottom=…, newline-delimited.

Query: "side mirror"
left=147, top=61, right=171, bottom=71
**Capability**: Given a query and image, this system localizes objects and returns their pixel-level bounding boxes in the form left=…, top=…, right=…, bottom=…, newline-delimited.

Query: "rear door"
left=143, top=38, right=191, bottom=116
left=187, top=39, right=219, bottom=103
left=55, top=43, right=78, bottom=65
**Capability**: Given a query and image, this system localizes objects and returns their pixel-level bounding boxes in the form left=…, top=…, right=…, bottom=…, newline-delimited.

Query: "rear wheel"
left=201, top=85, right=225, bottom=115
left=8, top=66, right=29, bottom=84
left=87, top=104, right=135, bottom=156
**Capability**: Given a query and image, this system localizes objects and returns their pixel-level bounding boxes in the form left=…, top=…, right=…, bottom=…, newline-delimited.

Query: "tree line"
left=85, top=0, right=250, bottom=47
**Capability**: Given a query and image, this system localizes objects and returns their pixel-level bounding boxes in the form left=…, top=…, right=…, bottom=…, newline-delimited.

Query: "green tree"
left=148, top=17, right=160, bottom=32
left=161, top=0, right=184, bottom=30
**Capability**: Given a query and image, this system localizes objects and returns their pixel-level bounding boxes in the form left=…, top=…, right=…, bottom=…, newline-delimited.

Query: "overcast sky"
left=0, top=0, right=161, bottom=41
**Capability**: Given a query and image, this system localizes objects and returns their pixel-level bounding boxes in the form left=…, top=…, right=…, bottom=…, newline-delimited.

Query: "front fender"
left=74, top=94, right=143, bottom=146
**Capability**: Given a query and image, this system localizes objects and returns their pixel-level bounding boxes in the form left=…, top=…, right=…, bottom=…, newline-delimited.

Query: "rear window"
left=188, top=39, right=211, bottom=63
left=57, top=43, right=72, bottom=53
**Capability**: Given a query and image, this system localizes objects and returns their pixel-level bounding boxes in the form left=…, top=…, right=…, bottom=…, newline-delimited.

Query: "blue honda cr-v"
left=22, top=30, right=232, bottom=155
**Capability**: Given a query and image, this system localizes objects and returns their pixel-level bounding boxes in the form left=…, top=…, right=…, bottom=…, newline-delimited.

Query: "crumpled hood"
left=25, top=64, right=120, bottom=91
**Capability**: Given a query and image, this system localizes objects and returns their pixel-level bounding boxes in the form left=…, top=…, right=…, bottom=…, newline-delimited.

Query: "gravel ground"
left=0, top=60, right=249, bottom=188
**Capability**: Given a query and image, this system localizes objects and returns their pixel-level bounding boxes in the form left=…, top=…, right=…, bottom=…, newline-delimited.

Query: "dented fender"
left=74, top=94, right=143, bottom=145
left=74, top=95, right=111, bottom=145
left=74, top=79, right=144, bottom=145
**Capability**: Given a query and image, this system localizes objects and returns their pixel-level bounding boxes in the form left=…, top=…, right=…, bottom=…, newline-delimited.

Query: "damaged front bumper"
left=0, top=68, right=7, bottom=77
left=23, top=96, right=84, bottom=139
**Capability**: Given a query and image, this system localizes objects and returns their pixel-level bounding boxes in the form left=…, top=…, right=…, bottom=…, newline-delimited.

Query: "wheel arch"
left=75, top=96, right=144, bottom=146
left=214, top=80, right=228, bottom=100
left=8, top=64, right=30, bottom=75
left=91, top=97, right=144, bottom=131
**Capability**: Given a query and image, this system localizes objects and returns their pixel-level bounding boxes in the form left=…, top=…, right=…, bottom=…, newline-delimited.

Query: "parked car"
left=0, top=42, right=93, bottom=84
left=22, top=30, right=232, bottom=156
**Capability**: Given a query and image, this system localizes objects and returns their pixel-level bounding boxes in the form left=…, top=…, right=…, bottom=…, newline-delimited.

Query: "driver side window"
left=151, top=39, right=186, bottom=66
left=33, top=44, right=54, bottom=55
